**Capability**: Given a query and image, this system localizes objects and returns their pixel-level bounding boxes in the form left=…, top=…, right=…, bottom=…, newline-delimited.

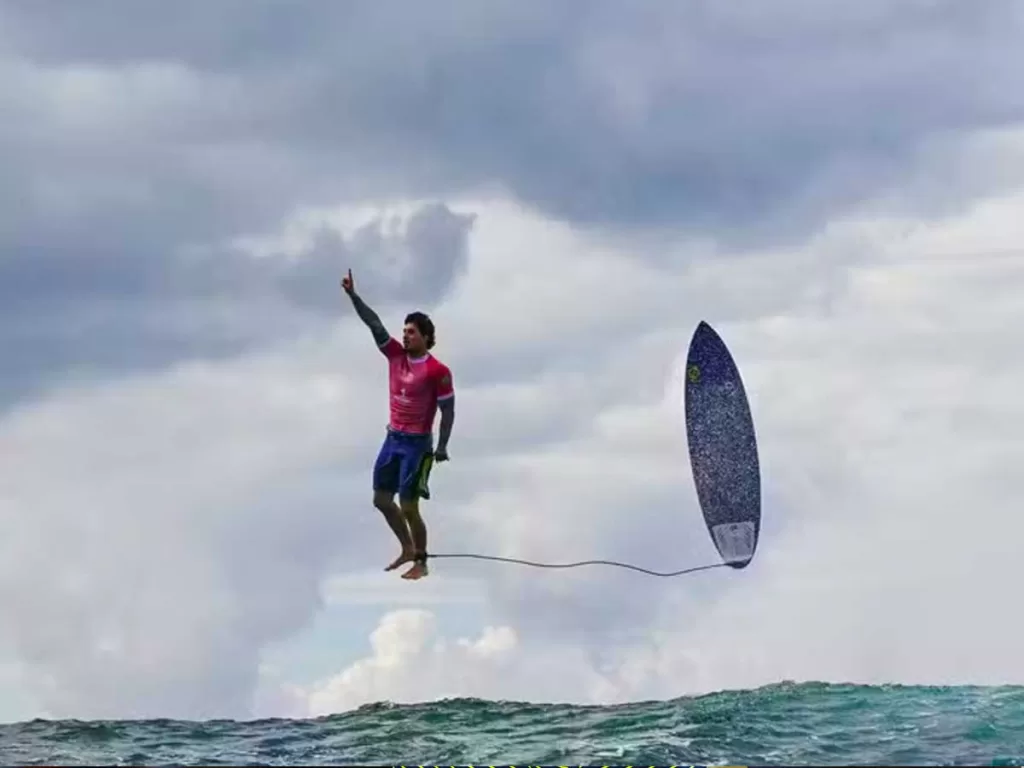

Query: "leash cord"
left=426, top=552, right=727, bottom=577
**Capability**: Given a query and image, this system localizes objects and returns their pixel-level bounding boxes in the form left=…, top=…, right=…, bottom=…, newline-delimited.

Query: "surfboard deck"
left=684, top=320, right=761, bottom=569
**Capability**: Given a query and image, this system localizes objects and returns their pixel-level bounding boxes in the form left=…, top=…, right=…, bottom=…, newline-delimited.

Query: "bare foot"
left=385, top=550, right=415, bottom=571
left=401, top=561, right=428, bottom=580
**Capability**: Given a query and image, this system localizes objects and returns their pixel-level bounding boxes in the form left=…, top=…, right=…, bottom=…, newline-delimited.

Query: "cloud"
left=320, top=570, right=487, bottom=609
left=298, top=609, right=617, bottom=718
left=4, top=0, right=1024, bottom=725
left=0, top=329, right=384, bottom=720
left=8, top=1, right=1024, bottom=242
left=4, top=1, right=1024, bottom=408
left=0, top=200, right=474, bottom=410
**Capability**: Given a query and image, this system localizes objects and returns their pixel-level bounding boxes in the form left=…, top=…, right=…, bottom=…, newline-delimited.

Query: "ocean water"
left=2, top=682, right=1023, bottom=766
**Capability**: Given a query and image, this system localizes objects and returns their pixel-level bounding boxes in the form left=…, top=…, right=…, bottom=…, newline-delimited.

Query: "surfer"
left=341, top=268, right=455, bottom=581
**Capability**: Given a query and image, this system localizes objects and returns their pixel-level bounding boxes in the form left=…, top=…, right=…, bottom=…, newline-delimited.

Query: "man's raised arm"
left=341, top=268, right=389, bottom=347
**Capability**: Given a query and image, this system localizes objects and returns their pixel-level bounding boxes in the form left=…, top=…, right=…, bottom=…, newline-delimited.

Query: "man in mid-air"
left=341, top=268, right=455, bottom=581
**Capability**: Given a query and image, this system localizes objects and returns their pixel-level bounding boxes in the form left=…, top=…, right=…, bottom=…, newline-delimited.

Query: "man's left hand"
left=434, top=447, right=449, bottom=462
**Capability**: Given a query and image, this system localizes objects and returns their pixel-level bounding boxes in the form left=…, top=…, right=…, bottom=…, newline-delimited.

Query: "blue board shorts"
left=372, top=429, right=435, bottom=501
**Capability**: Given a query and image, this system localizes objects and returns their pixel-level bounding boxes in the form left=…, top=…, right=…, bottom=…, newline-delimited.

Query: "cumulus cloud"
left=0, top=327, right=384, bottom=719
left=299, top=609, right=617, bottom=717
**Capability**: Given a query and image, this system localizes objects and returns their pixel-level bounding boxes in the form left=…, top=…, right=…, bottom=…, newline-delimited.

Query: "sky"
left=2, top=0, right=1024, bottom=723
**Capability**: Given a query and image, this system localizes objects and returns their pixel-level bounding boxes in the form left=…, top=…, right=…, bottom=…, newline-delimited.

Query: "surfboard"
left=684, top=320, right=761, bottom=569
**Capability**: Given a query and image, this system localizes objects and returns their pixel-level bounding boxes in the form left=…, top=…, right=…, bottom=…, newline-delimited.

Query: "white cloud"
left=299, top=609, right=618, bottom=717
left=320, top=570, right=487, bottom=608
left=0, top=329, right=390, bottom=720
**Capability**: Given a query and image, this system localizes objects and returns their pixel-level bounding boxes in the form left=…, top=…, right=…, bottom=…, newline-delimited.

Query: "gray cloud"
left=0, top=202, right=474, bottom=409
left=177, top=202, right=475, bottom=311
left=6, top=1, right=1024, bottom=241
left=3, top=0, right=1024, bottom=406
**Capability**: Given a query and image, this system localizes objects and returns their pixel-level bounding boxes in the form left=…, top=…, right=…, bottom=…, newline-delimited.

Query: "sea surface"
left=2, top=682, right=1023, bottom=766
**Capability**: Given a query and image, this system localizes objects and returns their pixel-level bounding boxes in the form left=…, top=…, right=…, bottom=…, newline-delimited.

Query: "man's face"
left=403, top=322, right=426, bottom=353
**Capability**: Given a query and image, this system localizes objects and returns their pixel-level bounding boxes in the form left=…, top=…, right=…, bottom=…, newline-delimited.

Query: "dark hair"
left=404, top=311, right=435, bottom=349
